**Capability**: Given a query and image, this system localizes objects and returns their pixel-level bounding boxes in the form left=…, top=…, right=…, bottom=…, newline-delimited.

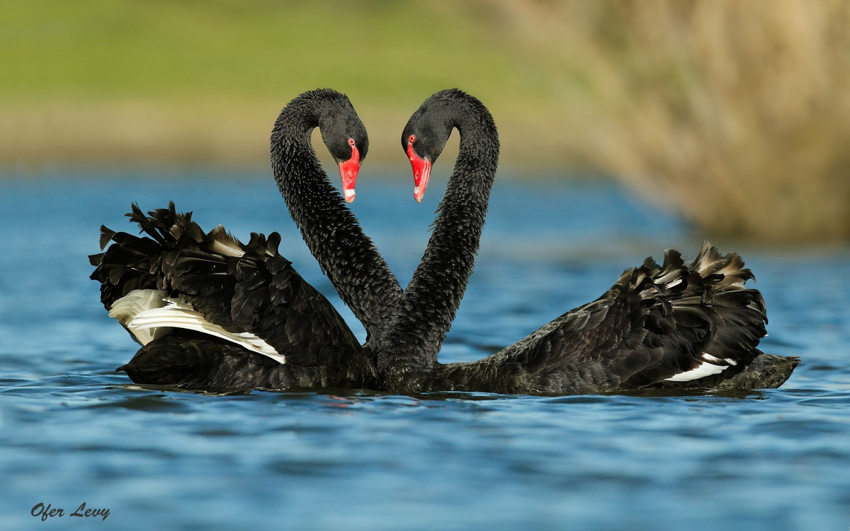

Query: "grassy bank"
left=0, top=0, right=561, bottom=167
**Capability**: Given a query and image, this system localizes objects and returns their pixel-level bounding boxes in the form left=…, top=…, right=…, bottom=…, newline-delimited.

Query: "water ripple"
left=0, top=177, right=848, bottom=531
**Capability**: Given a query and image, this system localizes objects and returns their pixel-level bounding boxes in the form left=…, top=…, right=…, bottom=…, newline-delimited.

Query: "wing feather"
left=481, top=243, right=766, bottom=393
left=90, top=202, right=361, bottom=367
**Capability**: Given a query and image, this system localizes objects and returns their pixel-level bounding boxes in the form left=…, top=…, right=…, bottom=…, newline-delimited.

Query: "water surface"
left=0, top=172, right=848, bottom=530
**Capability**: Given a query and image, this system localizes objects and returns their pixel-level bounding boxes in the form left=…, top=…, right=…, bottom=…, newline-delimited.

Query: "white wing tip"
left=664, top=353, right=731, bottom=382
left=113, top=291, right=285, bottom=365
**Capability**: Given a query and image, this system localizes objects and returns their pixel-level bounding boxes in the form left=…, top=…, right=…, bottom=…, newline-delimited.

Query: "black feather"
left=424, top=242, right=794, bottom=395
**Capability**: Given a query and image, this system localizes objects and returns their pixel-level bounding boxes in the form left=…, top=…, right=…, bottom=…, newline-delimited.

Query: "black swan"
left=90, top=89, right=403, bottom=390
left=380, top=88, right=799, bottom=395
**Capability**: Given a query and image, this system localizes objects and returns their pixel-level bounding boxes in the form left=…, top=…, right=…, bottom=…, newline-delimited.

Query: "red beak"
left=407, top=141, right=431, bottom=203
left=338, top=141, right=360, bottom=203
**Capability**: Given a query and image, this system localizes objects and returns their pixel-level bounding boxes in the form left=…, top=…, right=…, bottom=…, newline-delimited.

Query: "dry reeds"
left=464, top=0, right=850, bottom=243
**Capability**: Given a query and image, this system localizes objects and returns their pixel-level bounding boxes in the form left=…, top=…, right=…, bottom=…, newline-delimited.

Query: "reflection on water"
left=1, top=173, right=848, bottom=531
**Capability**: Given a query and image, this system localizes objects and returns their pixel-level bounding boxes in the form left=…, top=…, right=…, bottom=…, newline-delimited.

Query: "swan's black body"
left=385, top=89, right=798, bottom=395
left=423, top=244, right=797, bottom=394
left=91, top=88, right=798, bottom=396
left=90, top=89, right=403, bottom=390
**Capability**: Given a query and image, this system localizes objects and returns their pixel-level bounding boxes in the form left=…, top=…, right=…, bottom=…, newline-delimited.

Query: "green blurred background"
left=3, top=0, right=849, bottom=243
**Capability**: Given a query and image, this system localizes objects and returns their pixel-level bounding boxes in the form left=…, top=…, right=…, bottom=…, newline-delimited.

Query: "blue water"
left=1, top=171, right=848, bottom=530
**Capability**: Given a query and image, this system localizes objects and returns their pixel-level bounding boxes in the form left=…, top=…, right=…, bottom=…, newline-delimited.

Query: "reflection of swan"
left=381, top=88, right=798, bottom=394
left=90, top=89, right=402, bottom=389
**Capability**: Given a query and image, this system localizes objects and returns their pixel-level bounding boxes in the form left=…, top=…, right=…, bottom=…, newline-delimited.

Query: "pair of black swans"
left=90, top=89, right=798, bottom=395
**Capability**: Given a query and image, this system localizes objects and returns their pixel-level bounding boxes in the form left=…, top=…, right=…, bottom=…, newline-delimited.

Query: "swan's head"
left=320, top=100, right=369, bottom=204
left=402, top=93, right=455, bottom=203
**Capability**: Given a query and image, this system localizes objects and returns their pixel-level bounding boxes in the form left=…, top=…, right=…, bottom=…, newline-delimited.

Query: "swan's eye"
left=408, top=134, right=415, bottom=145
left=348, top=138, right=356, bottom=147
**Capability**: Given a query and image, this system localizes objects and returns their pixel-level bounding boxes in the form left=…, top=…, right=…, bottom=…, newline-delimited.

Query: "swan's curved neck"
left=379, top=100, right=499, bottom=390
left=270, top=99, right=402, bottom=343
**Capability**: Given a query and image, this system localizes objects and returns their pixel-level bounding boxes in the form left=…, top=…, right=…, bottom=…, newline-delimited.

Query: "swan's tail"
left=711, top=352, right=800, bottom=390
left=655, top=351, right=800, bottom=391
